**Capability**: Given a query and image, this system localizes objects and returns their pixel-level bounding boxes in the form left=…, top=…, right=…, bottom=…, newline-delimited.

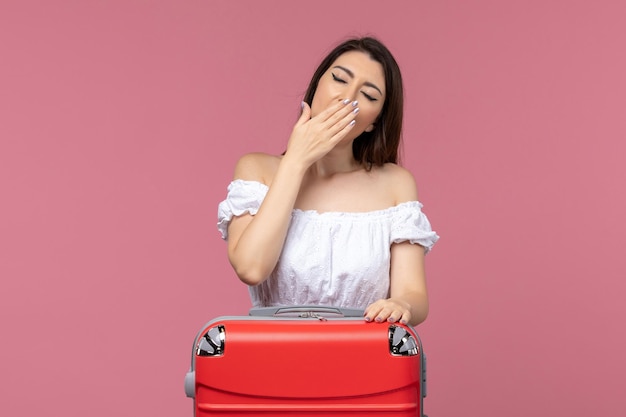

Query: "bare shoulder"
left=377, top=163, right=419, bottom=204
left=233, top=152, right=282, bottom=185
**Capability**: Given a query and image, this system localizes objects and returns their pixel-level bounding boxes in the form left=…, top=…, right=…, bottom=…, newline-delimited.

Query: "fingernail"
left=343, top=98, right=351, bottom=104
left=349, top=120, right=356, bottom=126
left=364, top=316, right=371, bottom=322
left=375, top=317, right=382, bottom=322
left=352, top=100, right=358, bottom=107
left=301, top=101, right=305, bottom=109
left=352, top=107, right=359, bottom=114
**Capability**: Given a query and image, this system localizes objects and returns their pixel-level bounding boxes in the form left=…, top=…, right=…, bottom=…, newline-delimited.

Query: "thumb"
left=295, top=101, right=311, bottom=126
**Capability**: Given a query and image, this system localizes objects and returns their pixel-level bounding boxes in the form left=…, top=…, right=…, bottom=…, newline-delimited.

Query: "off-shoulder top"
left=217, top=179, right=439, bottom=310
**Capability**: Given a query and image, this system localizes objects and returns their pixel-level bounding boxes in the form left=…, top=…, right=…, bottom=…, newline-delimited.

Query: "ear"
left=365, top=124, right=375, bottom=133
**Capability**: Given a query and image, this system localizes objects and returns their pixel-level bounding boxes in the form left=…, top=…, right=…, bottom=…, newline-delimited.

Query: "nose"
left=334, top=85, right=359, bottom=103
left=344, top=85, right=360, bottom=102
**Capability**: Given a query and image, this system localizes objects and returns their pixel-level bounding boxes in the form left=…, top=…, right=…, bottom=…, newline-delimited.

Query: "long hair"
left=302, top=37, right=404, bottom=168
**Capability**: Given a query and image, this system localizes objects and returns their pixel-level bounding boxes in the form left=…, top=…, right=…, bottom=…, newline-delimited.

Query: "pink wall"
left=1, top=1, right=625, bottom=416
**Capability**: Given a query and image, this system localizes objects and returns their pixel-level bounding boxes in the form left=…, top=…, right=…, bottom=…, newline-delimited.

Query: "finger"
left=374, top=306, right=393, bottom=323
left=328, top=112, right=357, bottom=144
left=386, top=305, right=411, bottom=325
left=294, top=101, right=312, bottom=127
left=322, top=101, right=359, bottom=129
left=317, top=98, right=354, bottom=123
left=387, top=308, right=405, bottom=323
left=322, top=102, right=358, bottom=139
left=399, top=310, right=411, bottom=325
left=363, top=303, right=383, bottom=322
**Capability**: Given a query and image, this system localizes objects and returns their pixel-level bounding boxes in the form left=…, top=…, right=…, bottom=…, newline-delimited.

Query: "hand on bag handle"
left=249, top=305, right=364, bottom=319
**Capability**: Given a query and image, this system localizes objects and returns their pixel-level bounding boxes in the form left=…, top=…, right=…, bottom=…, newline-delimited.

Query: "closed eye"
left=331, top=73, right=347, bottom=83
left=362, top=92, right=377, bottom=102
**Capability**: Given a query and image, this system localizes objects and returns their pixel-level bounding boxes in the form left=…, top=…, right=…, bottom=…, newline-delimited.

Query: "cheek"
left=310, top=88, right=331, bottom=116
left=358, top=106, right=382, bottom=125
left=311, top=90, right=343, bottom=117
left=310, top=99, right=324, bottom=118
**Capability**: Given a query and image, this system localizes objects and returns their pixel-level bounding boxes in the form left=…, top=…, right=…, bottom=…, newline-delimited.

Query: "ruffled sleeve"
left=390, top=201, right=440, bottom=254
left=217, top=180, right=269, bottom=240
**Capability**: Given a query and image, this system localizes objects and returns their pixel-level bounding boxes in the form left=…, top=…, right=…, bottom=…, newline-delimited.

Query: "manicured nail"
left=375, top=317, right=382, bottom=322
left=349, top=120, right=356, bottom=126
left=352, top=107, right=359, bottom=114
left=364, top=316, right=371, bottom=322
left=352, top=100, right=358, bottom=107
left=342, top=98, right=351, bottom=104
left=301, top=101, right=305, bottom=109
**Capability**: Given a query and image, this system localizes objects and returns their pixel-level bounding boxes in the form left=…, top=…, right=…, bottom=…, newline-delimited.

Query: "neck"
left=309, top=145, right=361, bottom=178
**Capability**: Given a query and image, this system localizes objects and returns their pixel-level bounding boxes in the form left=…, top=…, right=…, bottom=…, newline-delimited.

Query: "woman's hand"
left=364, top=298, right=413, bottom=325
left=284, top=99, right=358, bottom=170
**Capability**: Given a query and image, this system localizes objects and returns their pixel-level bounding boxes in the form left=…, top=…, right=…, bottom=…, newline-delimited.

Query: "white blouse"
left=217, top=180, right=439, bottom=310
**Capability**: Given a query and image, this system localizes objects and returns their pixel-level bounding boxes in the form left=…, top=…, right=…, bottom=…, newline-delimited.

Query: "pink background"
left=1, top=1, right=625, bottom=416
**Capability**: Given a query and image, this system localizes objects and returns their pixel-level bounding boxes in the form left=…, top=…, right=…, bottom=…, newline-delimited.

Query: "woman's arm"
left=226, top=100, right=358, bottom=285
left=364, top=241, right=429, bottom=327
left=363, top=167, right=430, bottom=326
left=225, top=154, right=304, bottom=285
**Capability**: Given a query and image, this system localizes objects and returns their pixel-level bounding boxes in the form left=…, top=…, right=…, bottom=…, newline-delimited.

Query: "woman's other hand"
left=364, top=298, right=413, bottom=325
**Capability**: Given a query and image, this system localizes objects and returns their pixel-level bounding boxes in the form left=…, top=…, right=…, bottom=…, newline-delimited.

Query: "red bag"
left=185, top=306, right=427, bottom=416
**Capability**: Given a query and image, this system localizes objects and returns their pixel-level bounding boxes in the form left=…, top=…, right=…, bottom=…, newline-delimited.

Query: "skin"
left=226, top=51, right=429, bottom=326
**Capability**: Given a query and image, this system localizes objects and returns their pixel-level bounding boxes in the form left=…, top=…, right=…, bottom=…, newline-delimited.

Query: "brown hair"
left=303, top=37, right=404, bottom=168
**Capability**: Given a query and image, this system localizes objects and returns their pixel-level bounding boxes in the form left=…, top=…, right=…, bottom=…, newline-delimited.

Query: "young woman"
left=217, top=37, right=439, bottom=326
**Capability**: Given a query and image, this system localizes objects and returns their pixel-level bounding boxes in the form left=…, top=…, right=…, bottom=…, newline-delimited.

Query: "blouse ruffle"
left=217, top=180, right=269, bottom=239
left=217, top=179, right=439, bottom=252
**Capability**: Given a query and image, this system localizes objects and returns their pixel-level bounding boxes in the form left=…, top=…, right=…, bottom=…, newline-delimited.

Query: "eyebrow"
left=333, top=65, right=383, bottom=96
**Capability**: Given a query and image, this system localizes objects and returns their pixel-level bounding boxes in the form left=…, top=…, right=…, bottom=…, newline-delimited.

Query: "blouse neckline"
left=229, top=179, right=424, bottom=218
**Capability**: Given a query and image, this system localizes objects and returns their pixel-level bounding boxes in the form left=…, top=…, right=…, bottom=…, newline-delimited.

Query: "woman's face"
left=311, top=50, right=386, bottom=137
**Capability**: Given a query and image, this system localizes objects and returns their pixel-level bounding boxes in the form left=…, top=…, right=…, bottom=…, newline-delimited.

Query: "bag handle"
left=249, top=305, right=364, bottom=318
